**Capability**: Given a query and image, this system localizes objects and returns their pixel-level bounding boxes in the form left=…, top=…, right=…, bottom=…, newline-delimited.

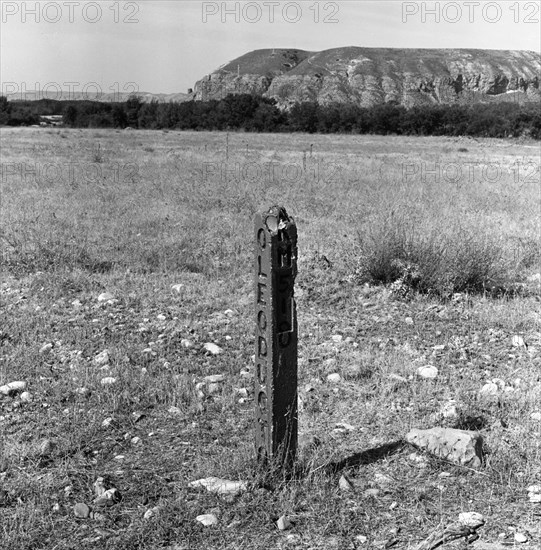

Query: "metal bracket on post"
left=254, top=206, right=298, bottom=470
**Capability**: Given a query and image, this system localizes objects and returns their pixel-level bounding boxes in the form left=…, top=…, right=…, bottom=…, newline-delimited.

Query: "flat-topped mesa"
left=193, top=47, right=541, bottom=107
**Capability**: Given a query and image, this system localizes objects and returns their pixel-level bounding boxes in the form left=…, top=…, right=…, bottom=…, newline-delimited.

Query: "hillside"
left=194, top=47, right=541, bottom=107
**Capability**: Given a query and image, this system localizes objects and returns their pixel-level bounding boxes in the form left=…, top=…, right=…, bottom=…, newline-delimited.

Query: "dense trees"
left=1, top=94, right=539, bottom=139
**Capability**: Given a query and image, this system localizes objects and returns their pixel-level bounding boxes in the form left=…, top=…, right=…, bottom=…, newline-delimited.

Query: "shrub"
left=353, top=212, right=509, bottom=297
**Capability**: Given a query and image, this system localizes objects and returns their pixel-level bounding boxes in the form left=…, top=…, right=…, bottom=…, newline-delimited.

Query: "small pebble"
left=277, top=515, right=292, bottom=530
left=417, top=365, right=438, bottom=379
left=327, top=373, right=341, bottom=383
left=203, top=343, right=223, bottom=355
left=74, top=503, right=91, bottom=518
left=20, top=391, right=33, bottom=403
left=196, top=513, right=218, bottom=526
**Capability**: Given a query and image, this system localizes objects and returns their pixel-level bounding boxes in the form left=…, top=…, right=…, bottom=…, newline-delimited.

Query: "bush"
left=354, top=212, right=509, bottom=298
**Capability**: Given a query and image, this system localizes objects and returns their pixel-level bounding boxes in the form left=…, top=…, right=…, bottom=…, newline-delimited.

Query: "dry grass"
left=1, top=127, right=540, bottom=549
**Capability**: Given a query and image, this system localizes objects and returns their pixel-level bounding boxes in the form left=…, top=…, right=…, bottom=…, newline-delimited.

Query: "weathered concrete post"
left=254, top=206, right=298, bottom=469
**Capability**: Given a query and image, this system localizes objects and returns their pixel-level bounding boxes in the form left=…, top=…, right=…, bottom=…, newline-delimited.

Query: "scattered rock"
left=327, top=373, right=341, bottom=383
left=404, top=317, right=414, bottom=325
left=417, top=365, right=438, bottom=379
left=20, top=391, right=33, bottom=403
left=458, top=512, right=485, bottom=529
left=512, top=335, right=525, bottom=347
left=100, top=377, right=117, bottom=386
left=93, top=350, right=110, bottom=367
left=101, top=417, right=114, bottom=428
left=196, top=513, right=218, bottom=526
left=39, top=343, right=53, bottom=354
left=93, top=477, right=107, bottom=497
left=171, top=284, right=183, bottom=293
left=355, top=535, right=368, bottom=544
left=144, top=506, right=159, bottom=520
left=479, top=382, right=499, bottom=397
left=0, top=381, right=27, bottom=396
left=181, top=339, right=194, bottom=348
left=364, top=488, right=380, bottom=498
left=168, top=406, right=182, bottom=415
left=97, top=292, right=114, bottom=302
left=39, top=439, right=55, bottom=456
left=406, top=427, right=483, bottom=468
left=131, top=436, right=142, bottom=446
left=339, top=475, right=353, bottom=491
left=277, top=515, right=292, bottom=530
left=203, top=343, right=223, bottom=355
left=75, top=387, right=91, bottom=397
left=514, top=533, right=528, bottom=543
left=331, top=334, right=343, bottom=343
left=527, top=485, right=541, bottom=503
left=94, top=488, right=121, bottom=508
left=189, top=477, right=247, bottom=496
left=204, top=374, right=225, bottom=384
left=74, top=503, right=91, bottom=518
left=334, top=422, right=355, bottom=433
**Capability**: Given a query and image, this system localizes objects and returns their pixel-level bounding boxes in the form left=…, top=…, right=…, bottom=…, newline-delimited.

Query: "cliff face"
left=193, top=47, right=541, bottom=108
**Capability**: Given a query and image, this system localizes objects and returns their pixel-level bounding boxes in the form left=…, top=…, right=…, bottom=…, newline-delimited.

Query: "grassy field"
left=1, top=127, right=540, bottom=550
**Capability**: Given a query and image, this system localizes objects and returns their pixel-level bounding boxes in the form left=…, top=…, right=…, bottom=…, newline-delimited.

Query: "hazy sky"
left=1, top=1, right=540, bottom=95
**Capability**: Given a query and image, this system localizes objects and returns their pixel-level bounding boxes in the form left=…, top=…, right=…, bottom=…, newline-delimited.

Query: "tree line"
left=1, top=94, right=540, bottom=139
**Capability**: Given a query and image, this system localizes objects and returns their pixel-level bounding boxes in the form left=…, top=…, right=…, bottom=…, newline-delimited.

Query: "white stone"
left=0, top=381, right=27, bottom=396
left=181, top=339, right=193, bottom=348
left=196, top=514, right=218, bottom=527
left=20, top=391, right=33, bottom=403
left=171, top=284, right=183, bottom=293
left=168, top=406, right=182, bottom=415
left=440, top=400, right=458, bottom=419
left=101, top=417, right=114, bottom=428
left=479, top=382, right=499, bottom=396
left=100, top=377, right=117, bottom=386
left=189, top=477, right=247, bottom=496
left=514, top=533, right=528, bottom=543
left=97, top=292, right=115, bottom=302
left=406, top=428, right=483, bottom=468
left=339, top=475, right=353, bottom=491
left=404, top=317, right=414, bottom=325
left=203, top=343, right=223, bottom=355
left=327, top=373, right=341, bottom=383
left=512, top=335, right=525, bottom=347
left=417, top=365, right=438, bottom=379
left=131, top=436, right=142, bottom=446
left=458, top=512, right=485, bottom=529
left=355, top=535, right=368, bottom=544
left=204, top=374, right=225, bottom=384
left=144, top=506, right=159, bottom=520
left=39, top=343, right=53, bottom=354
left=94, top=350, right=110, bottom=367
left=335, top=422, right=355, bottom=432
left=331, top=334, right=343, bottom=343
left=277, top=515, right=292, bottom=530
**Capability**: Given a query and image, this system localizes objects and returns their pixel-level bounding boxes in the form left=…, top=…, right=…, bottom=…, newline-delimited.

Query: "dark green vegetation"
left=1, top=94, right=540, bottom=138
